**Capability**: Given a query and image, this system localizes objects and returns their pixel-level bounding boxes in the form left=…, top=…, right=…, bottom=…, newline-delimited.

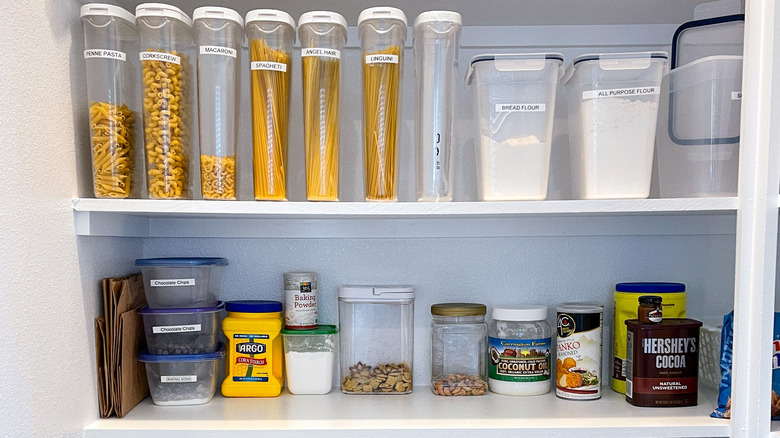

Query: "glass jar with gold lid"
left=430, top=303, right=488, bottom=396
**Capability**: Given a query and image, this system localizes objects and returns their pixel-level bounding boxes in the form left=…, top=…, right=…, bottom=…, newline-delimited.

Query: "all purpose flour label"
left=582, top=86, right=659, bottom=100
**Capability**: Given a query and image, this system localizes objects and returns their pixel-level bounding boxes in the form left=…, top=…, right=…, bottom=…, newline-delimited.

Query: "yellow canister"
left=222, top=300, right=284, bottom=397
left=611, top=282, right=686, bottom=394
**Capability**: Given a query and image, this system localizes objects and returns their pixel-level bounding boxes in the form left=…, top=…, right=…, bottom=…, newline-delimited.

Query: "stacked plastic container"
left=136, top=257, right=228, bottom=405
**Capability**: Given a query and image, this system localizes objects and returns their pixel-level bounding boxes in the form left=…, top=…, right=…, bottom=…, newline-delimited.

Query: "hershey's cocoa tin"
left=283, top=272, right=318, bottom=330
left=625, top=318, right=702, bottom=407
left=556, top=303, right=603, bottom=400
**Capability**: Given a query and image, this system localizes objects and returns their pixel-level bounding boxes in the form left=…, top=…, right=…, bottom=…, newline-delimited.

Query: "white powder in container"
left=479, top=134, right=549, bottom=200
left=285, top=351, right=335, bottom=395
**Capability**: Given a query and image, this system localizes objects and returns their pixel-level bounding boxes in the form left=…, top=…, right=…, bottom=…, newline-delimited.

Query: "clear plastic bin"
left=246, top=10, right=296, bottom=201
left=564, top=52, right=668, bottom=199
left=358, top=7, right=407, bottom=201
left=339, top=286, right=414, bottom=394
left=139, top=344, right=224, bottom=405
left=136, top=3, right=198, bottom=199
left=413, top=11, right=462, bottom=202
left=139, top=303, right=224, bottom=355
left=656, top=56, right=742, bottom=198
left=81, top=4, right=140, bottom=199
left=193, top=7, right=243, bottom=200
left=466, top=53, right=564, bottom=200
left=135, top=257, right=228, bottom=308
left=298, top=11, right=347, bottom=201
left=282, top=325, right=338, bottom=395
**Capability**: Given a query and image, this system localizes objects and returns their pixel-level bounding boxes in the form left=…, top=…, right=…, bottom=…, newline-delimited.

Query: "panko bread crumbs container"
left=221, top=300, right=283, bottom=397
left=556, top=303, right=603, bottom=400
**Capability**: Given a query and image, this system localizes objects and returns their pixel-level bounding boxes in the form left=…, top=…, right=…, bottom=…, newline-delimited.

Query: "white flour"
left=285, top=351, right=334, bottom=394
left=479, top=134, right=549, bottom=200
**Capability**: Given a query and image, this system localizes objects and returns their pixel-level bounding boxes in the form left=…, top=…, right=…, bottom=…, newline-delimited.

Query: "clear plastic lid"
left=413, top=10, right=462, bottom=27
left=80, top=3, right=135, bottom=25
left=245, top=9, right=295, bottom=29
left=466, top=52, right=564, bottom=84
left=358, top=7, right=407, bottom=27
left=193, top=6, right=244, bottom=27
left=298, top=11, right=347, bottom=30
left=672, top=14, right=744, bottom=68
left=135, top=257, right=228, bottom=267
left=135, top=3, right=192, bottom=27
left=338, top=285, right=415, bottom=301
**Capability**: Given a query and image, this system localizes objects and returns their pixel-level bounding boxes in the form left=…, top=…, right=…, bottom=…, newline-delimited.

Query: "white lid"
left=413, top=10, right=462, bottom=28
left=245, top=9, right=295, bottom=29
left=136, top=3, right=192, bottom=28
left=338, top=285, right=415, bottom=301
left=492, top=305, right=548, bottom=321
left=193, top=6, right=244, bottom=28
left=358, top=7, right=407, bottom=27
left=556, top=302, right=604, bottom=313
left=299, top=11, right=348, bottom=31
left=80, top=3, right=135, bottom=26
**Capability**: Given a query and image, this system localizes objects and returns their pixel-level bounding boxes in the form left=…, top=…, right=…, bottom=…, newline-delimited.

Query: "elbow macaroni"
left=200, top=155, right=236, bottom=199
left=90, top=101, right=135, bottom=198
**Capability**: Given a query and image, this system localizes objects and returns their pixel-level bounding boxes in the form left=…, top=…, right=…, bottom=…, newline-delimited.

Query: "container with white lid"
left=338, top=286, right=415, bottom=394
left=81, top=4, right=141, bottom=199
left=193, top=7, right=243, bottom=200
left=488, top=305, right=552, bottom=396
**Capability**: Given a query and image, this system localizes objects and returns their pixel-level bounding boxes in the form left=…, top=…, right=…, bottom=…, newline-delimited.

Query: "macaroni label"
left=582, top=86, right=659, bottom=100
left=365, top=54, right=398, bottom=64
left=488, top=336, right=551, bottom=382
left=140, top=51, right=181, bottom=65
left=251, top=61, right=287, bottom=72
left=84, top=49, right=126, bottom=61
left=152, top=324, right=202, bottom=334
left=150, top=278, right=195, bottom=287
left=231, top=334, right=272, bottom=382
left=302, top=48, right=340, bottom=59
left=732, top=91, right=742, bottom=100
left=200, top=45, right=237, bottom=58
left=161, top=375, right=197, bottom=383
left=496, top=103, right=546, bottom=112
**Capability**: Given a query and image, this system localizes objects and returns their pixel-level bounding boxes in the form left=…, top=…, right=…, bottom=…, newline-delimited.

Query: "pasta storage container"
left=298, top=11, right=347, bottom=201
left=139, top=344, right=224, bottom=405
left=339, top=286, right=414, bottom=394
left=135, top=257, right=228, bottom=308
left=466, top=53, right=564, bottom=200
left=136, top=3, right=198, bottom=199
left=413, top=11, right=461, bottom=202
left=245, top=10, right=296, bottom=201
left=358, top=7, right=407, bottom=201
left=193, top=7, right=243, bottom=200
left=81, top=4, right=140, bottom=199
left=139, top=303, right=224, bottom=355
left=564, top=51, right=668, bottom=199
left=282, top=325, right=338, bottom=395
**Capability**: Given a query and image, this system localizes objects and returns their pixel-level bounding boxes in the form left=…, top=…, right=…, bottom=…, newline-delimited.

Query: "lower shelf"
left=84, top=387, right=729, bottom=437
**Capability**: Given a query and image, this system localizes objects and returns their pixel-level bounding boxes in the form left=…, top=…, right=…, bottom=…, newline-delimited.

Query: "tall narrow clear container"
left=245, top=10, right=295, bottom=201
left=358, top=7, right=407, bottom=202
left=194, top=7, right=243, bottom=200
left=136, top=3, right=198, bottom=199
left=298, top=11, right=347, bottom=201
left=81, top=4, right=140, bottom=198
left=413, top=11, right=461, bottom=202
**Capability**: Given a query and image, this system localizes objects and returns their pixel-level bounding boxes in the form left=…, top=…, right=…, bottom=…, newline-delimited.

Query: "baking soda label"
left=251, top=61, right=287, bottom=72
left=302, top=48, right=340, bottom=59
left=161, top=375, right=197, bottom=383
left=84, top=49, right=126, bottom=61
left=140, top=51, right=181, bottom=65
left=495, top=103, right=546, bottom=112
left=488, top=336, right=551, bottom=382
left=150, top=278, right=195, bottom=287
left=200, top=46, right=237, bottom=58
left=556, top=310, right=603, bottom=400
left=582, top=86, right=660, bottom=100
left=232, top=334, right=271, bottom=382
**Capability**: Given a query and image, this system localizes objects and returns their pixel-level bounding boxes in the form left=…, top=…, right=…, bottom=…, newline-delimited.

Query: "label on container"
left=365, top=54, right=398, bottom=64
left=732, top=91, right=742, bottom=100
left=284, top=275, right=318, bottom=329
left=556, top=311, right=602, bottom=400
left=83, top=49, right=126, bottom=61
left=488, top=336, right=551, bottom=382
left=231, top=334, right=271, bottom=382
left=200, top=45, right=237, bottom=58
left=140, top=51, right=181, bottom=65
left=251, top=61, right=287, bottom=72
left=582, top=86, right=659, bottom=100
left=152, top=324, right=202, bottom=334
left=301, top=48, right=340, bottom=59
left=150, top=278, right=195, bottom=287
left=161, top=375, right=197, bottom=383
left=495, top=103, right=546, bottom=112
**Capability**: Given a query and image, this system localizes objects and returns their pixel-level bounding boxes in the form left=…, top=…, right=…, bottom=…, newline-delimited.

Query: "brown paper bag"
left=115, top=309, right=149, bottom=417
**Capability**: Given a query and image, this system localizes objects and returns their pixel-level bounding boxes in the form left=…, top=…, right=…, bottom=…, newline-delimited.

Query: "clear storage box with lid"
left=282, top=325, right=338, bottom=395
left=138, top=302, right=224, bottom=354
left=139, top=344, right=224, bottom=405
left=338, top=286, right=414, bottom=394
left=430, top=303, right=488, bottom=396
left=135, top=257, right=228, bottom=308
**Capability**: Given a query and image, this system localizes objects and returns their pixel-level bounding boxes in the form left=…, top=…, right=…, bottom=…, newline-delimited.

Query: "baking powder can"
left=283, top=272, right=318, bottom=330
left=556, top=303, right=603, bottom=400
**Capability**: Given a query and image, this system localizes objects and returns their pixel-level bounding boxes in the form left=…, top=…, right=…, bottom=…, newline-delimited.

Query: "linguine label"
left=140, top=51, right=181, bottom=65
left=301, top=48, right=340, bottom=59
left=251, top=61, right=287, bottom=72
left=84, top=49, right=126, bottom=61
left=365, top=54, right=398, bottom=64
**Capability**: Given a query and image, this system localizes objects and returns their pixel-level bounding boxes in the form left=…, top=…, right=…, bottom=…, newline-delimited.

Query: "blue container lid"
left=226, top=300, right=283, bottom=313
left=135, top=257, right=228, bottom=267
left=616, top=282, right=685, bottom=293
left=139, top=343, right=225, bottom=362
left=138, top=302, right=225, bottom=314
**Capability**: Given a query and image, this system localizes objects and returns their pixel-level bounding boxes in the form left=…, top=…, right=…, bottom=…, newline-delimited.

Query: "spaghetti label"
left=302, top=48, right=340, bottom=59
left=582, top=86, right=659, bottom=100
left=84, top=49, right=126, bottom=61
left=140, top=51, right=181, bottom=65
left=496, top=103, right=546, bottom=112
left=200, top=46, right=237, bottom=58
left=365, top=54, right=398, bottom=64
left=251, top=61, right=287, bottom=72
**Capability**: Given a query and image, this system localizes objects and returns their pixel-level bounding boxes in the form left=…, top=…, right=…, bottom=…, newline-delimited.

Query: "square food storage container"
left=564, top=51, right=668, bottom=199
left=282, top=325, right=338, bottom=394
left=466, top=53, right=563, bottom=200
left=138, top=344, right=224, bottom=405
left=338, top=286, right=414, bottom=394
left=136, top=257, right=227, bottom=308
left=139, top=303, right=224, bottom=355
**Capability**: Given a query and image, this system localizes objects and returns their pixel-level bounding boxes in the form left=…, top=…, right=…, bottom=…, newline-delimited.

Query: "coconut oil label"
left=488, top=337, right=551, bottom=382
left=232, top=334, right=271, bottom=382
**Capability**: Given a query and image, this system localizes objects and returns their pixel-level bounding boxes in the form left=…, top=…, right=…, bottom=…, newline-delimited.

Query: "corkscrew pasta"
left=200, top=155, right=235, bottom=199
left=90, top=102, right=135, bottom=198
left=302, top=54, right=340, bottom=201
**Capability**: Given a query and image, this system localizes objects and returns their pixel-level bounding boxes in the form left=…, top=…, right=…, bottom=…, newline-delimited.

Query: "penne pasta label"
left=365, top=54, right=398, bottom=64
left=84, top=49, right=126, bottom=61
left=496, top=103, right=546, bottom=112
left=200, top=46, right=237, bottom=58
left=251, top=61, right=287, bottom=72
left=140, top=51, right=181, bottom=65
left=301, top=48, right=340, bottom=59
left=582, top=86, right=659, bottom=100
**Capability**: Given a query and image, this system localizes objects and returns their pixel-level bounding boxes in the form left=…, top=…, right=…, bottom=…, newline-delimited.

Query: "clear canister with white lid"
left=245, top=10, right=296, bottom=201
left=298, top=11, right=347, bottom=201
left=136, top=3, right=198, bottom=199
left=81, top=4, right=140, bottom=199
left=193, top=7, right=243, bottom=200
left=431, top=303, right=488, bottom=396
left=358, top=7, right=407, bottom=201
left=338, top=285, right=414, bottom=394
